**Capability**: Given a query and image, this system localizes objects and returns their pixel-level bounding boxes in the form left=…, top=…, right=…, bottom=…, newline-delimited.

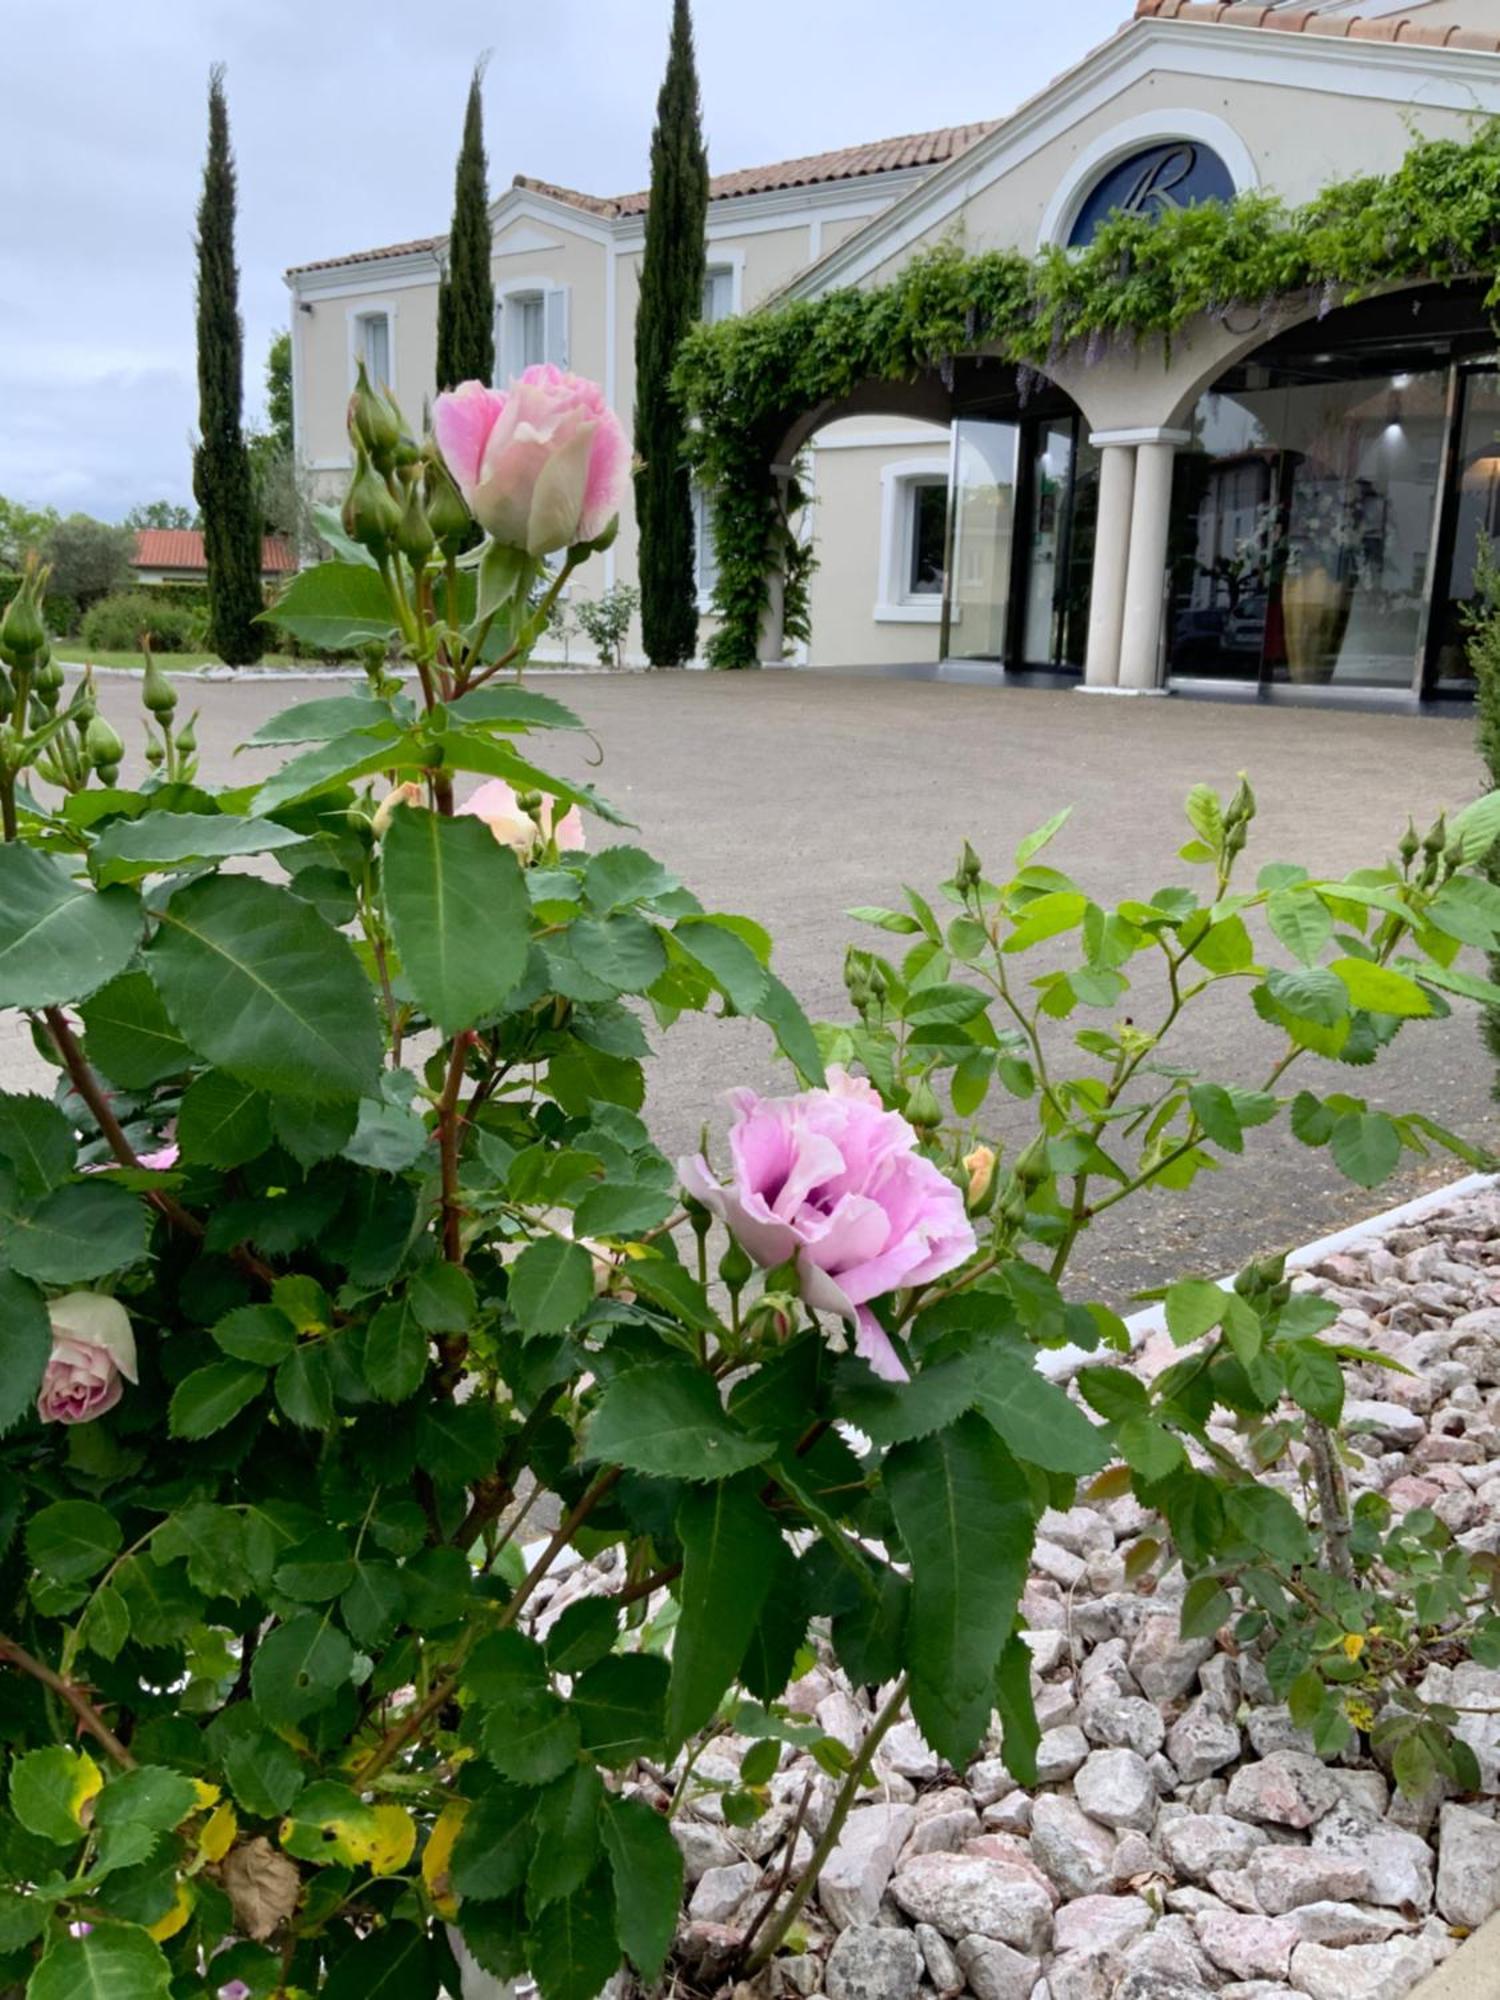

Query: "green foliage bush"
left=677, top=121, right=1500, bottom=666
left=80, top=591, right=204, bottom=656
left=0, top=574, right=77, bottom=637
left=2, top=374, right=1499, bottom=1997
left=572, top=581, right=640, bottom=667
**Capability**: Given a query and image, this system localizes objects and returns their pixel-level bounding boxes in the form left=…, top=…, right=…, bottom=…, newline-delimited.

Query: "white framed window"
left=876, top=458, right=951, bottom=623
left=702, top=265, right=735, bottom=325
left=495, top=281, right=570, bottom=381
left=692, top=482, right=719, bottom=606
left=351, top=309, right=394, bottom=390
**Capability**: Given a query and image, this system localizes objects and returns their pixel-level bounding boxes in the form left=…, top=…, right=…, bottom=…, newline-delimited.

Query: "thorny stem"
left=0, top=1633, right=135, bottom=1770
left=1306, top=1417, right=1355, bottom=1584
left=436, top=1035, right=472, bottom=1270
left=741, top=1673, right=910, bottom=1977
left=738, top=1774, right=816, bottom=1961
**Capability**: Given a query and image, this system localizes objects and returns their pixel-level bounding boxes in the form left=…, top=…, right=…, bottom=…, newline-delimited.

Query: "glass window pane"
left=946, top=420, right=1018, bottom=660
left=519, top=296, right=545, bottom=369
left=362, top=315, right=390, bottom=388
left=694, top=484, right=719, bottom=596
left=1022, top=425, right=1072, bottom=663
left=908, top=482, right=946, bottom=595
left=1431, top=371, right=1500, bottom=694
left=702, top=269, right=733, bottom=323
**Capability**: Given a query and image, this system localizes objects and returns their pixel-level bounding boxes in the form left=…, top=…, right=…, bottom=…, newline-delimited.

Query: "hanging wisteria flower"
left=458, top=778, right=585, bottom=860
left=680, top=1068, right=975, bottom=1382
left=37, top=1293, right=137, bottom=1425
left=432, top=366, right=630, bottom=556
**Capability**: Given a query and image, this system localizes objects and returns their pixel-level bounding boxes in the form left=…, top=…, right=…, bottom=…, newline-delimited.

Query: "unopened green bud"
left=141, top=649, right=177, bottom=716
left=844, top=947, right=871, bottom=1009
left=958, top=839, right=983, bottom=890
left=1224, top=819, right=1248, bottom=859
left=1013, top=1132, right=1050, bottom=1191
left=904, top=1075, right=942, bottom=1133
left=516, top=788, right=544, bottom=823
left=97, top=763, right=120, bottom=788
left=348, top=361, right=401, bottom=465
left=396, top=474, right=436, bottom=565
left=424, top=450, right=472, bottom=554
left=1422, top=812, right=1447, bottom=861
left=31, top=656, right=62, bottom=700
left=719, top=1235, right=753, bottom=1294
left=1225, top=772, right=1256, bottom=828
left=342, top=447, right=403, bottom=561
left=144, top=737, right=165, bottom=767
left=176, top=713, right=198, bottom=756
left=1398, top=818, right=1420, bottom=869
left=0, top=581, right=46, bottom=669
left=84, top=716, right=124, bottom=771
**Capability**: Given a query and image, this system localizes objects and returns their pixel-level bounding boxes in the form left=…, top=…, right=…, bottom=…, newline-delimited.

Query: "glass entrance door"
left=1426, top=368, right=1500, bottom=697
left=944, top=418, right=1019, bottom=661
left=1020, top=420, right=1099, bottom=669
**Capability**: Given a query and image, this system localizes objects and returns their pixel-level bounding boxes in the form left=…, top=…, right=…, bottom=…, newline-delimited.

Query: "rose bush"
left=0, top=364, right=1498, bottom=2000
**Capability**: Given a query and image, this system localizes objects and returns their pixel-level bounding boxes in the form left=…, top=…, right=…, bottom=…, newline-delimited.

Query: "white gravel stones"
left=1312, top=1805, right=1435, bottom=1911
left=1076, top=1688, right=1165, bottom=1758
left=1290, top=1935, right=1443, bottom=2000
left=1247, top=1846, right=1372, bottom=1913
left=1051, top=1894, right=1153, bottom=1956
left=817, top=1804, right=915, bottom=1928
left=1344, top=1399, right=1428, bottom=1447
left=1159, top=1811, right=1269, bottom=1880
left=953, top=1935, right=1040, bottom=2000
left=1127, top=1613, right=1215, bottom=1701
left=1435, top=1800, right=1500, bottom=1927
left=1028, top=1796, right=1117, bottom=1897
left=823, top=1924, right=924, bottom=2000
left=1166, top=1696, right=1243, bottom=1783
left=1285, top=1901, right=1403, bottom=1946
left=888, top=1852, right=1053, bottom=1953
left=1072, top=1748, right=1157, bottom=1831
left=687, top=1859, right=760, bottom=1923
left=912, top=1920, right=962, bottom=1995
left=672, top=1817, right=741, bottom=1882
left=1193, top=1910, right=1298, bottom=1980
left=1225, top=1752, right=1342, bottom=1829
left=1034, top=1727, right=1091, bottom=1784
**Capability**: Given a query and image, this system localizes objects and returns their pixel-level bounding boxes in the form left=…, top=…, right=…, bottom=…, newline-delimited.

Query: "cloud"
left=0, top=0, right=1126, bottom=519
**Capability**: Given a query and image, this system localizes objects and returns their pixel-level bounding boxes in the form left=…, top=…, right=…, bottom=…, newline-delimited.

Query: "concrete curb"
left=60, top=661, right=623, bottom=685
left=1410, top=1913, right=1500, bottom=1999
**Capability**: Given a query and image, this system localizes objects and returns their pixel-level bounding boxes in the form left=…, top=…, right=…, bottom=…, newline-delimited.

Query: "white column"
left=1117, top=432, right=1186, bottom=692
left=1082, top=442, right=1136, bottom=688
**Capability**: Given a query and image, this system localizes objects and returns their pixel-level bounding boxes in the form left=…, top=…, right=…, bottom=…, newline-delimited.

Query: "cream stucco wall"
left=804, top=420, right=949, bottom=668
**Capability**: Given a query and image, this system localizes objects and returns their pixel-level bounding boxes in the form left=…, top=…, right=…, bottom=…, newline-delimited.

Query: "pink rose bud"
left=37, top=1293, right=138, bottom=1425
left=372, top=781, right=425, bottom=839
left=457, top=779, right=585, bottom=862
left=432, top=367, right=629, bottom=558
left=680, top=1068, right=976, bottom=1384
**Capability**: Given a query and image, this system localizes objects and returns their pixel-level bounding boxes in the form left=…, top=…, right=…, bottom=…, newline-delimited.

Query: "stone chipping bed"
left=478, top=1183, right=1500, bottom=2000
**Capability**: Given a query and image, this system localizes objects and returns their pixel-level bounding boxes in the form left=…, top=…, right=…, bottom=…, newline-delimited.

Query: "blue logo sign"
left=1068, top=141, right=1235, bottom=248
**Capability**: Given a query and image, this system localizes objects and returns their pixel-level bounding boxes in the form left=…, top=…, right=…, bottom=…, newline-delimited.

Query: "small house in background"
left=130, top=529, right=296, bottom=587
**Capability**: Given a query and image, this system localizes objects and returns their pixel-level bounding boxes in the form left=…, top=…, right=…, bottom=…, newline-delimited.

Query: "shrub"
left=80, top=589, right=204, bottom=655
left=3, top=369, right=1499, bottom=1996
left=572, top=579, right=640, bottom=666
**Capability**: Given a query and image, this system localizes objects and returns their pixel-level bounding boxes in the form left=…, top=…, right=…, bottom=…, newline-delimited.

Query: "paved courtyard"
left=38, top=667, right=1499, bottom=1304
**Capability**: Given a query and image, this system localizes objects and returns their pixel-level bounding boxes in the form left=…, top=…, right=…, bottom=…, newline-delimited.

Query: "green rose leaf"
left=364, top=1298, right=430, bottom=1403
left=79, top=970, right=192, bottom=1088
left=10, top=1744, right=100, bottom=1845
left=0, top=844, right=141, bottom=1008
left=1330, top=1109, right=1402, bottom=1188
left=147, top=874, right=382, bottom=1101
left=1331, top=956, right=1431, bottom=1018
left=168, top=1359, right=266, bottom=1440
left=382, top=805, right=531, bottom=1032
left=250, top=1611, right=355, bottom=1724
left=667, top=1476, right=783, bottom=1745
left=90, top=810, right=306, bottom=886
left=0, top=1270, right=53, bottom=1436
left=572, top=1654, right=670, bottom=1768
left=28, top=1922, right=172, bottom=2000
left=0, top=1174, right=146, bottom=1284
left=601, top=1793, right=682, bottom=1980
left=508, top=1237, right=595, bottom=1338
left=260, top=559, right=399, bottom=649
left=528, top=1763, right=605, bottom=1912
left=26, top=1499, right=123, bottom=1582
left=321, top=1922, right=443, bottom=2000
left=0, top=1091, right=75, bottom=1198
left=529, top=1867, right=623, bottom=2000
left=587, top=1362, right=774, bottom=1483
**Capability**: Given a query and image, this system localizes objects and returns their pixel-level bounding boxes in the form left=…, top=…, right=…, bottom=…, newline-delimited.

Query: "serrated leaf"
left=260, top=559, right=399, bottom=649
left=212, top=1304, right=297, bottom=1365
left=667, top=1476, right=783, bottom=1744
left=250, top=1612, right=354, bottom=1724
left=222, top=1731, right=304, bottom=1818
left=1180, top=1575, right=1232, bottom=1639
left=274, top=1344, right=334, bottom=1429
left=147, top=874, right=381, bottom=1102
left=1330, top=1110, right=1401, bottom=1188
left=1267, top=887, right=1334, bottom=966
left=364, top=1298, right=429, bottom=1403
left=528, top=1764, right=604, bottom=1913
left=1282, top=1339, right=1345, bottom=1425
left=470, top=1630, right=581, bottom=1784
left=90, top=810, right=305, bottom=886
left=0, top=1173, right=145, bottom=1284
left=1224, top=1485, right=1312, bottom=1564
left=0, top=844, right=141, bottom=1007
left=529, top=1867, right=622, bottom=2000
left=28, top=1922, right=171, bottom=2000
left=587, top=1363, right=773, bottom=1483
left=0, top=1091, right=74, bottom=1198
left=1165, top=1279, right=1228, bottom=1346
left=1331, top=957, right=1431, bottom=1018
left=572, top=1181, right=676, bottom=1239
left=509, top=1236, right=595, bottom=1337
left=1116, top=1416, right=1185, bottom=1482
left=169, top=1360, right=265, bottom=1440
left=994, top=1631, right=1040, bottom=1785
left=1188, top=1082, right=1243, bottom=1154
left=0, top=1270, right=53, bottom=1435
left=573, top=1654, right=670, bottom=1767
left=177, top=1070, right=272, bottom=1170
left=79, top=970, right=192, bottom=1088
left=407, top=1261, right=475, bottom=1334
left=885, top=1415, right=1033, bottom=1766
left=26, top=1499, right=122, bottom=1582
left=601, top=1794, right=681, bottom=1980
left=321, top=1923, right=440, bottom=2000
left=10, top=1745, right=101, bottom=1845
left=382, top=806, right=531, bottom=1032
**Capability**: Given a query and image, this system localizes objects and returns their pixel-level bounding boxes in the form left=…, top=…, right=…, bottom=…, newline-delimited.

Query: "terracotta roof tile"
left=1134, top=0, right=1500, bottom=49
left=291, top=121, right=996, bottom=274
left=132, top=529, right=296, bottom=574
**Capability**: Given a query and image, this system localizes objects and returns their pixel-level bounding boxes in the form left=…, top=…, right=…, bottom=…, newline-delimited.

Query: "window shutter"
left=545, top=286, right=570, bottom=369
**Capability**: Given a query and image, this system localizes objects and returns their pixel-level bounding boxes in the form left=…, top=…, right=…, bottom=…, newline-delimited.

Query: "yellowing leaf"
left=200, top=1801, right=238, bottom=1863
left=1342, top=1632, right=1366, bottom=1661
left=72, top=1749, right=105, bottom=1829
left=422, top=1801, right=467, bottom=1915
left=363, top=1803, right=417, bottom=1876
left=191, top=1779, right=222, bottom=1812
left=147, top=1880, right=194, bottom=1941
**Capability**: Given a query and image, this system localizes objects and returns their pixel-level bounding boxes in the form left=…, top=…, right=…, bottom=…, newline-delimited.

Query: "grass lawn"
left=56, top=649, right=306, bottom=672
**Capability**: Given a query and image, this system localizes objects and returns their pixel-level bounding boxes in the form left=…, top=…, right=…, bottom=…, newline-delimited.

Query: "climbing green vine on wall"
left=676, top=120, right=1500, bottom=669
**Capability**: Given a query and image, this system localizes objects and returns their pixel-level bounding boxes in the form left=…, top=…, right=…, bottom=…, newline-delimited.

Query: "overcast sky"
left=1, top=0, right=1127, bottom=522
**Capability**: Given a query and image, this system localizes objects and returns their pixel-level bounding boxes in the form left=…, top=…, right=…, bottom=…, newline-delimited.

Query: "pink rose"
left=37, top=1293, right=137, bottom=1425
left=458, top=778, right=585, bottom=861
left=680, top=1068, right=976, bottom=1383
left=137, top=1144, right=179, bottom=1172
left=432, top=367, right=629, bottom=557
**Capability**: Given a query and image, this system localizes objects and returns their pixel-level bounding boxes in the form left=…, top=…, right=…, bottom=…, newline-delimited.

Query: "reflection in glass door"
left=945, top=419, right=1019, bottom=660
left=1020, top=422, right=1099, bottom=668
left=1428, top=370, right=1500, bottom=695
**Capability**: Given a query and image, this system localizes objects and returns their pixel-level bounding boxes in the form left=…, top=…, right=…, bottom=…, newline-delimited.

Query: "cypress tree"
left=192, top=66, right=264, bottom=666
left=634, top=0, right=709, bottom=667
left=436, top=62, right=496, bottom=391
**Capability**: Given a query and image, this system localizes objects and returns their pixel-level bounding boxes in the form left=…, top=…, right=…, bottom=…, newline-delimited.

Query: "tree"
left=191, top=65, right=264, bottom=665
left=436, top=61, right=495, bottom=392
left=633, top=0, right=709, bottom=667
left=0, top=497, right=60, bottom=571
left=266, top=330, right=294, bottom=452
left=124, top=501, right=194, bottom=532
left=42, top=515, right=133, bottom=606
